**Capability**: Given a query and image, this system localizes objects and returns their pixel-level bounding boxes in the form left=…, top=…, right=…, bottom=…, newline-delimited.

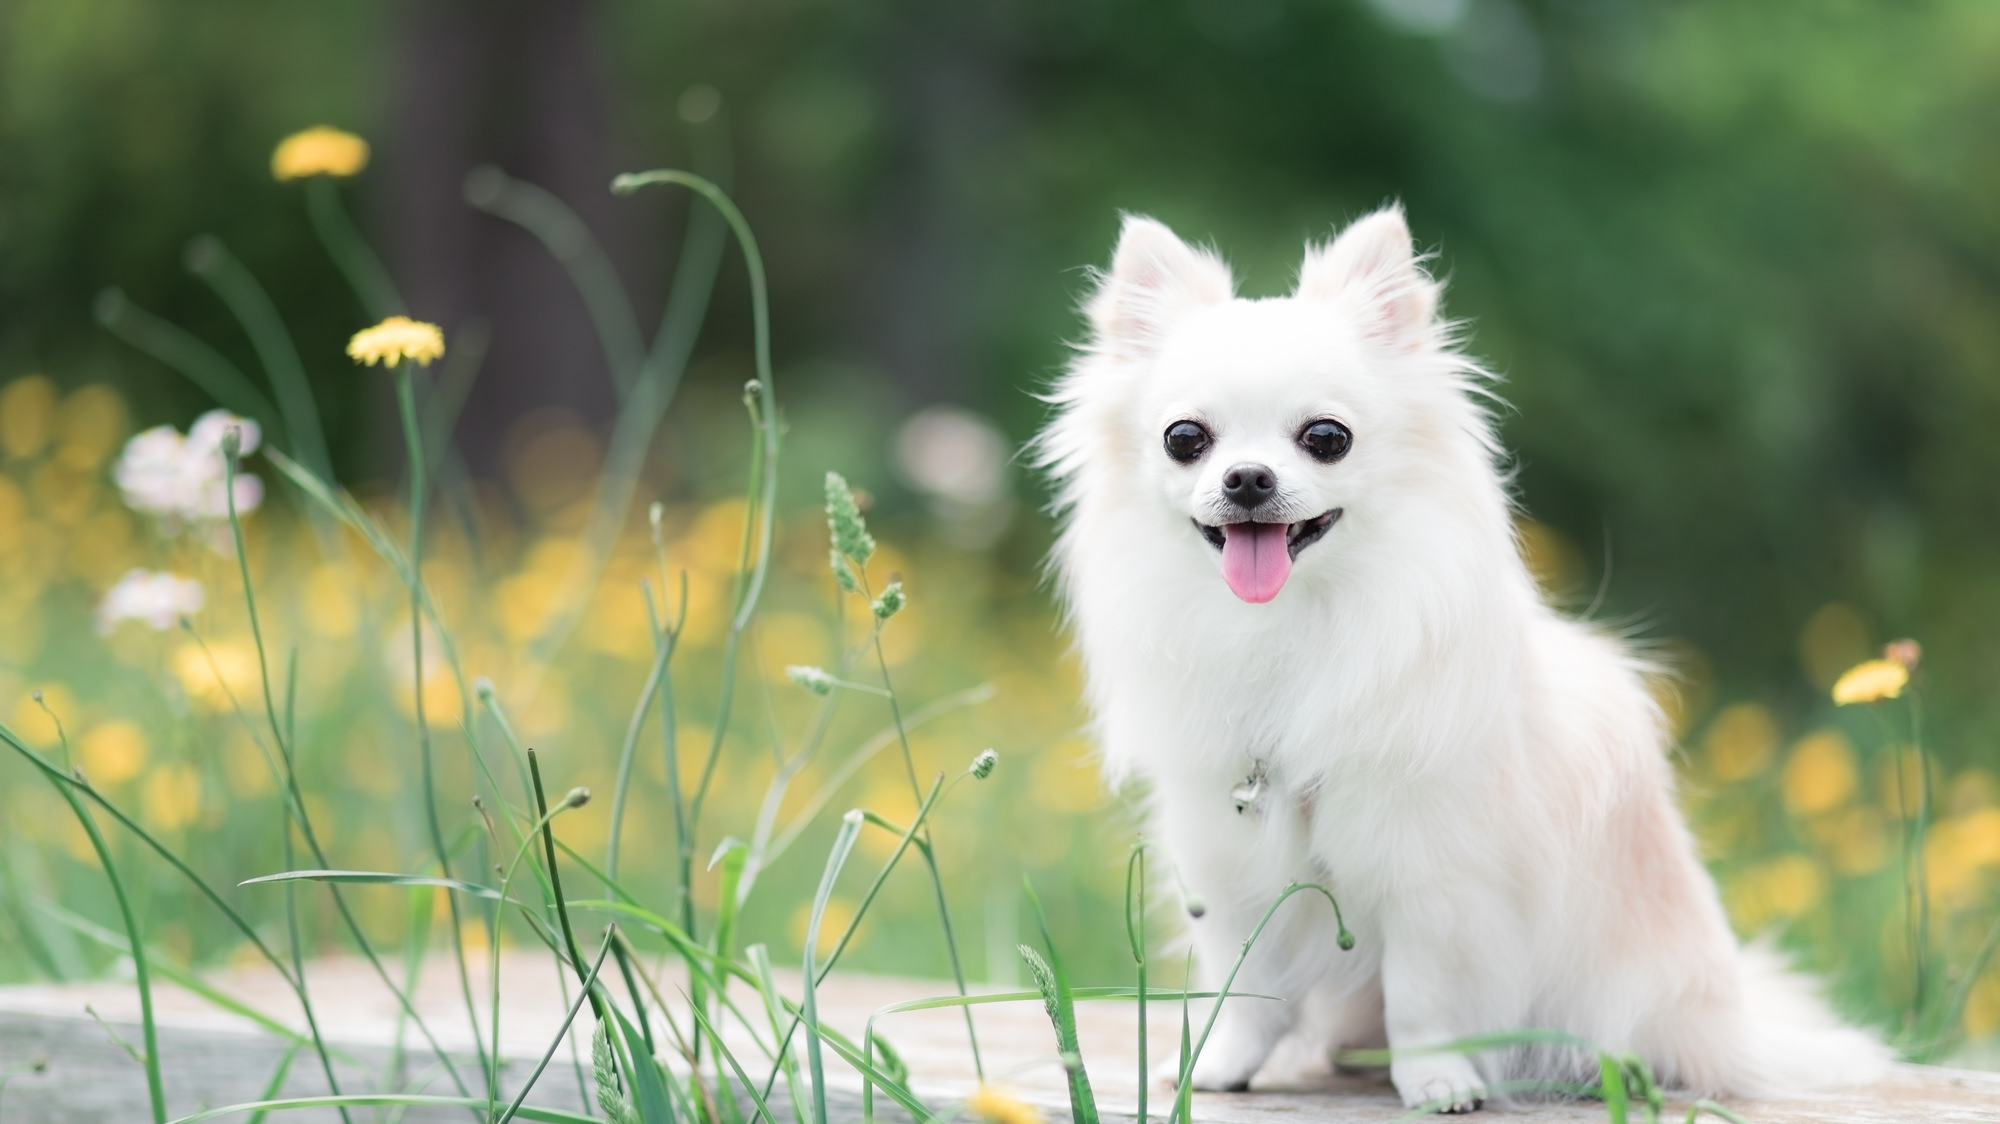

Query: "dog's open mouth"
left=1194, top=509, right=1341, bottom=604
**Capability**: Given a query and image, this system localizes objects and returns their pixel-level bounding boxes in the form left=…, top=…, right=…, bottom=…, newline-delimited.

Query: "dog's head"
left=1044, top=205, right=1494, bottom=605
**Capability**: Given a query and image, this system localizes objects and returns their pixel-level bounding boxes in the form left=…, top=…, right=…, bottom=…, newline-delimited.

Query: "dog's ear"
left=1297, top=205, right=1438, bottom=351
left=1089, top=215, right=1234, bottom=363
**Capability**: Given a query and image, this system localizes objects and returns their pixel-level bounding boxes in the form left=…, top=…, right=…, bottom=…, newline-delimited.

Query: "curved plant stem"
left=513, top=154, right=731, bottom=685
left=305, top=176, right=405, bottom=320
left=391, top=362, right=493, bottom=1100
left=183, top=235, right=333, bottom=483
left=855, top=565, right=983, bottom=1079
left=606, top=626, right=675, bottom=882
left=50, top=760, right=166, bottom=1122
left=93, top=288, right=282, bottom=432
left=0, top=724, right=356, bottom=1123
left=464, top=168, right=645, bottom=400
left=1182, top=881, right=1353, bottom=1094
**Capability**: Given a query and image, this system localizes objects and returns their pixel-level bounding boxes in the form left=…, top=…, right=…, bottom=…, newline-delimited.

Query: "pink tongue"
left=1220, top=522, right=1291, bottom=603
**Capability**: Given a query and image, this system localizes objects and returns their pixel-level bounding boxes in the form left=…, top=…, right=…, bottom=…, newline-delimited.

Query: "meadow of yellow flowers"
left=1, top=364, right=1996, bottom=1062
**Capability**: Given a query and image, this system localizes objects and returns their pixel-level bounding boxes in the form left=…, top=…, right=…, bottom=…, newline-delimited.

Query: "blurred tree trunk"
left=377, top=0, right=639, bottom=477
left=853, top=10, right=1015, bottom=409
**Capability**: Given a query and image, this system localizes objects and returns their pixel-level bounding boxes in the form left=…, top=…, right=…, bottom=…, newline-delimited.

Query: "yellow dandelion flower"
left=271, top=126, right=370, bottom=181
left=347, top=316, right=446, bottom=368
left=1831, top=658, right=1909, bottom=705
left=967, top=1086, right=1044, bottom=1124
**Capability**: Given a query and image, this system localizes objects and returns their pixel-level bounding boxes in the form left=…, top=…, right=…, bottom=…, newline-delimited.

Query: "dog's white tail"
left=1701, top=943, right=1891, bottom=1096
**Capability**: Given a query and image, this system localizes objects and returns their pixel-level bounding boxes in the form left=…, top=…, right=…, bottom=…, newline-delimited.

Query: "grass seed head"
left=825, top=471, right=875, bottom=565
left=872, top=579, right=905, bottom=620
left=786, top=665, right=836, bottom=696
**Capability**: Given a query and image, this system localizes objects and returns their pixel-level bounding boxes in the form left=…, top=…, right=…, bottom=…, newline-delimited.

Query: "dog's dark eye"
left=1299, top=419, right=1353, bottom=463
left=1163, top=421, right=1211, bottom=464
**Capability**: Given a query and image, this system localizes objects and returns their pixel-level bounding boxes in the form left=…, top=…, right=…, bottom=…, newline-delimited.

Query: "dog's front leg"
left=1179, top=899, right=1304, bottom=1091
left=1378, top=885, right=1521, bottom=1114
left=1153, top=781, right=1326, bottom=1092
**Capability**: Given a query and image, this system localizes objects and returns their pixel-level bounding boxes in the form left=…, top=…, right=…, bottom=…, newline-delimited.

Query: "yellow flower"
left=1831, top=658, right=1909, bottom=705
left=347, top=316, right=446, bottom=368
left=967, top=1086, right=1044, bottom=1124
left=271, top=126, right=370, bottom=181
left=1781, top=729, right=1857, bottom=816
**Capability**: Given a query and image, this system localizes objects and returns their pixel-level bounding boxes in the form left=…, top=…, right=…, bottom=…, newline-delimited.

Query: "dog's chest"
left=1119, top=603, right=1400, bottom=777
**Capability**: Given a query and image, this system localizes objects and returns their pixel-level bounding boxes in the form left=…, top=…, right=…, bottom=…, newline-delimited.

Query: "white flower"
left=97, top=569, right=204, bottom=634
left=113, top=410, right=263, bottom=526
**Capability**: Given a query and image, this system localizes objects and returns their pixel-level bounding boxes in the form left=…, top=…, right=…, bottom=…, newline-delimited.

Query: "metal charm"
left=1231, top=764, right=1267, bottom=816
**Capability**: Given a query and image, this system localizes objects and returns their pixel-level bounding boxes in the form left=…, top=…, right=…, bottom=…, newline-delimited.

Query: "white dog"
left=1037, top=207, right=1885, bottom=1111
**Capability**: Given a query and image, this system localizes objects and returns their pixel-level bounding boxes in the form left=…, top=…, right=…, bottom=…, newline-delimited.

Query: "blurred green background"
left=4, top=0, right=2000, bottom=1062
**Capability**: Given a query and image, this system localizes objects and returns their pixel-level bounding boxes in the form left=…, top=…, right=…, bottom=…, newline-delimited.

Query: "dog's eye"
left=1299, top=419, right=1353, bottom=463
left=1163, top=421, right=1211, bottom=464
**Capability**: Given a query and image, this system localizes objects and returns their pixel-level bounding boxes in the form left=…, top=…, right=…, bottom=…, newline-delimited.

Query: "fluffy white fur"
left=1036, top=208, right=1886, bottom=1111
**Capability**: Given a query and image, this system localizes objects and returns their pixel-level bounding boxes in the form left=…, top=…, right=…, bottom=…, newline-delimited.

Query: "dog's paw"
left=1154, top=1033, right=1264, bottom=1092
left=1392, top=1055, right=1486, bottom=1114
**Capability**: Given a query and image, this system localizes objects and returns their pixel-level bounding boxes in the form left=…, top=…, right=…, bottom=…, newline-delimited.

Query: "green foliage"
left=5, top=9, right=2000, bottom=1118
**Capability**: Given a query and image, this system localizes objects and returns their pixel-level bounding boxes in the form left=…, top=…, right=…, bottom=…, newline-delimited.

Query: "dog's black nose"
left=1221, top=463, right=1277, bottom=509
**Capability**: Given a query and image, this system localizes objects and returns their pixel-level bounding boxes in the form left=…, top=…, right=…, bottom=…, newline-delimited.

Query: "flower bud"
left=220, top=427, right=242, bottom=460
left=871, top=580, right=905, bottom=620
left=473, top=677, right=495, bottom=701
left=562, top=786, right=592, bottom=809
left=786, top=665, right=837, bottom=696
left=971, top=749, right=998, bottom=780
left=824, top=471, right=875, bottom=565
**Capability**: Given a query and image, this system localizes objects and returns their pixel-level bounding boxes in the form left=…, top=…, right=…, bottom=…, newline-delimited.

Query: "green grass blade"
left=710, top=838, right=748, bottom=960
left=1023, top=878, right=1097, bottom=1124
left=773, top=995, right=933, bottom=1123
left=164, top=1097, right=598, bottom=1124
left=38, top=710, right=166, bottom=1124
left=1126, top=846, right=1148, bottom=1124
left=36, top=899, right=342, bottom=1053
left=303, top=176, right=404, bottom=319
left=496, top=931, right=616, bottom=1124
left=183, top=234, right=333, bottom=482
left=93, top=287, right=282, bottom=431
left=464, top=167, right=646, bottom=400
left=612, top=1003, right=677, bottom=1124
left=243, top=1040, right=302, bottom=1124
left=686, top=1000, right=781, bottom=1124
left=608, top=636, right=673, bottom=881
left=0, top=724, right=357, bottom=1116
left=238, top=870, right=503, bottom=899
left=803, top=810, right=865, bottom=1124
left=1685, top=1100, right=1748, bottom=1124
left=748, top=943, right=812, bottom=1124
left=1598, top=1053, right=1629, bottom=1124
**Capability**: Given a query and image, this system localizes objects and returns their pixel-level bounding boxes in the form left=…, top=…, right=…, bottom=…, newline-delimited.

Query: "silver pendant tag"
left=1231, top=769, right=1266, bottom=815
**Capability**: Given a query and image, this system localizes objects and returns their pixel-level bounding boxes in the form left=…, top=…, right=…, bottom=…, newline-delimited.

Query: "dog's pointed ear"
left=1297, top=205, right=1438, bottom=351
left=1088, top=215, right=1234, bottom=363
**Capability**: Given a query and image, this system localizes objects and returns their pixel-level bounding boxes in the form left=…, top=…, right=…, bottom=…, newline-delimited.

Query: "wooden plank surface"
left=2, top=953, right=1995, bottom=1122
